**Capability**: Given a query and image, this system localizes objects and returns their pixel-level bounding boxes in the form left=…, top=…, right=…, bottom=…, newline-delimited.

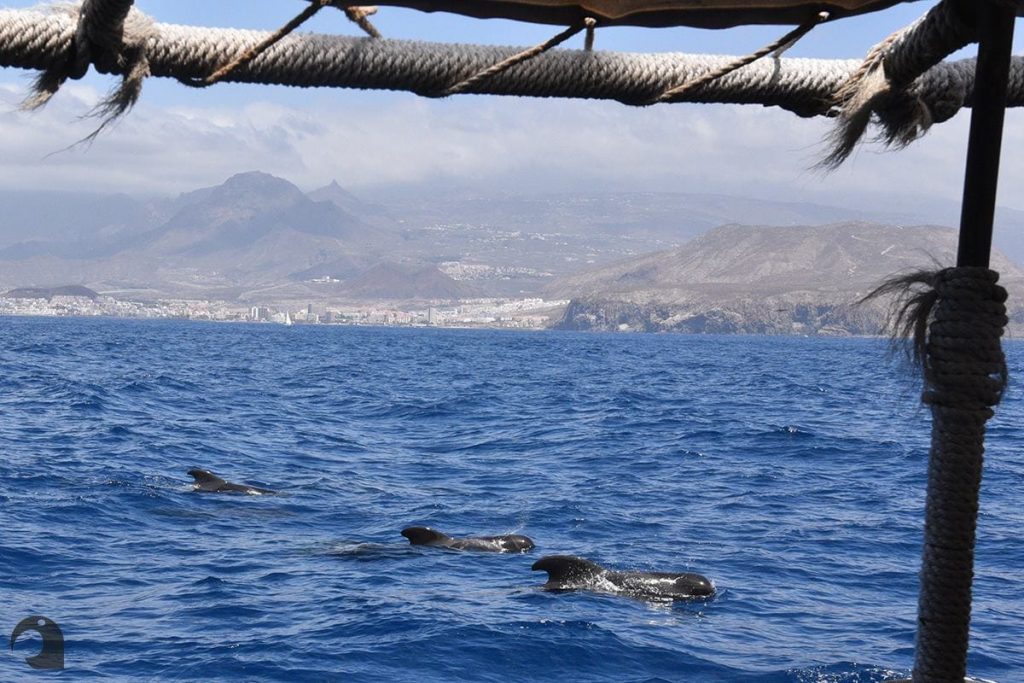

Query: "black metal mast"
left=912, top=2, right=1016, bottom=681
left=956, top=1, right=1016, bottom=269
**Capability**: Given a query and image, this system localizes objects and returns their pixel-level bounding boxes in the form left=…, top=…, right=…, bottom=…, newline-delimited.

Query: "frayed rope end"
left=818, top=66, right=934, bottom=170
left=861, top=267, right=1010, bottom=406
left=860, top=268, right=940, bottom=374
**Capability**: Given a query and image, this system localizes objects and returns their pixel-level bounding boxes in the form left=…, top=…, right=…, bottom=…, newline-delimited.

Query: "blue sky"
left=0, top=0, right=1021, bottom=220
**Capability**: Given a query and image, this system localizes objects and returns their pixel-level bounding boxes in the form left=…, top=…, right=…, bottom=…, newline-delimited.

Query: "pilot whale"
left=401, top=526, right=535, bottom=553
left=532, top=555, right=714, bottom=600
left=187, top=468, right=276, bottom=495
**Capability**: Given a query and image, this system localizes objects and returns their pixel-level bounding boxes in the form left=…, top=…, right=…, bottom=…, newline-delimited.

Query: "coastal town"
left=0, top=289, right=569, bottom=330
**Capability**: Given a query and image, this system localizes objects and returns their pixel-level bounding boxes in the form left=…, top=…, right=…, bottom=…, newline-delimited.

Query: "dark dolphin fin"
left=10, top=616, right=64, bottom=670
left=531, top=555, right=604, bottom=584
left=187, top=468, right=227, bottom=492
left=401, top=526, right=452, bottom=546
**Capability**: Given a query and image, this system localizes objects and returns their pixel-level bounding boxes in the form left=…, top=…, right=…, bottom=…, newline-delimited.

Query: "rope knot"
left=822, top=0, right=977, bottom=167
left=24, top=1, right=155, bottom=140
left=76, top=0, right=137, bottom=75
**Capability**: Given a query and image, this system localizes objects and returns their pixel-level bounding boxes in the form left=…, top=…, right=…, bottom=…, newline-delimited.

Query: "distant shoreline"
left=0, top=294, right=567, bottom=331
left=0, top=311, right=895, bottom=340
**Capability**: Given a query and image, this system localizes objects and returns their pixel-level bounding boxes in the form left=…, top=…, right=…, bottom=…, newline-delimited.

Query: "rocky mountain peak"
left=209, top=171, right=306, bottom=210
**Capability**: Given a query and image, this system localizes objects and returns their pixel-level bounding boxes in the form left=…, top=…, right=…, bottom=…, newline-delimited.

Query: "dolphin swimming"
left=401, top=526, right=535, bottom=553
left=187, top=468, right=276, bottom=495
left=531, top=555, right=714, bottom=600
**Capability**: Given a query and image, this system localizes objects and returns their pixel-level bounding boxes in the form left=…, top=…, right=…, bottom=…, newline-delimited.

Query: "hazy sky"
left=0, top=1, right=1021, bottom=213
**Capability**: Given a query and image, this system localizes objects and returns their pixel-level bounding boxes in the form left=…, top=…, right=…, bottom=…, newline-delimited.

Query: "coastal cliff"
left=549, top=222, right=1024, bottom=335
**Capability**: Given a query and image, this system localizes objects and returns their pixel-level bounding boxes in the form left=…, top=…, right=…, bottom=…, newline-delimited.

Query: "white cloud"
left=0, top=77, right=1020, bottom=215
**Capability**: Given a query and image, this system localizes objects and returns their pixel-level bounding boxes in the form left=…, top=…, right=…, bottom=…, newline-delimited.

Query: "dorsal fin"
left=401, top=526, right=452, bottom=545
left=188, top=468, right=226, bottom=491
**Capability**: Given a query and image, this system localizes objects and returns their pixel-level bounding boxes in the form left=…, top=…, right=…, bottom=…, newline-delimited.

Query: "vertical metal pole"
left=912, top=3, right=1016, bottom=682
left=955, top=1, right=1016, bottom=268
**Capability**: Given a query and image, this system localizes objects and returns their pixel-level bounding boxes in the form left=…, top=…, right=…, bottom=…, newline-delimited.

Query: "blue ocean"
left=1, top=316, right=1021, bottom=682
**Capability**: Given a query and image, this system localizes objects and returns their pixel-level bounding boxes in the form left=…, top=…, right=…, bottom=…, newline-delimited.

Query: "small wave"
left=69, top=396, right=107, bottom=412
left=324, top=541, right=415, bottom=561
left=365, top=398, right=466, bottom=420
left=192, top=575, right=228, bottom=587
left=789, top=662, right=911, bottom=683
left=763, top=424, right=815, bottom=438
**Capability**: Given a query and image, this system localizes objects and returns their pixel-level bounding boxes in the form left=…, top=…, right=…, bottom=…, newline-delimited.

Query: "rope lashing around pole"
left=823, top=0, right=978, bottom=167
left=867, top=267, right=1008, bottom=683
left=916, top=268, right=1007, bottom=683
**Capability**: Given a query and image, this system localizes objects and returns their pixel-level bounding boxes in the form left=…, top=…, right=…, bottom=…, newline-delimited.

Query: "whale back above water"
left=187, top=468, right=276, bottom=495
left=530, top=555, right=604, bottom=583
left=401, top=526, right=535, bottom=553
left=532, top=555, right=715, bottom=600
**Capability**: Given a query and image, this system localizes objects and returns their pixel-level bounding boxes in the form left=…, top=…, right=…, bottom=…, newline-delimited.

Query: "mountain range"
left=2, top=171, right=1023, bottom=334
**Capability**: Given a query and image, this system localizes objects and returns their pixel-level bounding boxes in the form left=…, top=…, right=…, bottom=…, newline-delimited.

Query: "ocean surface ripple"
left=1, top=317, right=1021, bottom=681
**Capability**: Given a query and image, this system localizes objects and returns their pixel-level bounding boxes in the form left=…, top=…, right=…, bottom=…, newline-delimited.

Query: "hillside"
left=4, top=285, right=99, bottom=300
left=337, top=262, right=474, bottom=301
left=548, top=222, right=1024, bottom=335
left=0, top=172, right=385, bottom=299
left=3, top=173, right=1024, bottom=307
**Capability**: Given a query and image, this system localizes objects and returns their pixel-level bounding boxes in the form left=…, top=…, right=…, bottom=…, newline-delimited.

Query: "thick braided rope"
left=913, top=267, right=1007, bottom=683
left=182, top=0, right=332, bottom=88
left=825, top=0, right=976, bottom=166
left=432, top=20, right=588, bottom=97
left=652, top=10, right=828, bottom=104
left=874, top=0, right=975, bottom=90
left=1, top=6, right=1022, bottom=133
